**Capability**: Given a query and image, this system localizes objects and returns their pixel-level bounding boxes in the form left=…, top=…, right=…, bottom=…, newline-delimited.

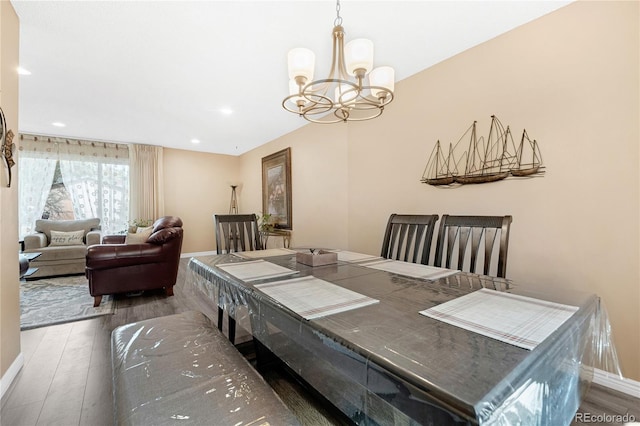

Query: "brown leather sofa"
left=86, top=216, right=183, bottom=307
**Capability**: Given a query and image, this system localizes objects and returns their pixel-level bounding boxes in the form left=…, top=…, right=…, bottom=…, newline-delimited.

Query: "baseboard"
left=593, top=368, right=640, bottom=398
left=0, top=352, right=24, bottom=400
left=181, top=250, right=217, bottom=258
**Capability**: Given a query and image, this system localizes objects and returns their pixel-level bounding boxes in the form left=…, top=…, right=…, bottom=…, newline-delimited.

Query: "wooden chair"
left=214, top=214, right=262, bottom=254
left=380, top=214, right=439, bottom=265
left=213, top=214, right=263, bottom=343
left=434, top=215, right=513, bottom=278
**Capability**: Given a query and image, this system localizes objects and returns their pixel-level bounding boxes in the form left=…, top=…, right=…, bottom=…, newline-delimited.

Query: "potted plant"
left=128, top=218, right=154, bottom=233
left=258, top=213, right=274, bottom=233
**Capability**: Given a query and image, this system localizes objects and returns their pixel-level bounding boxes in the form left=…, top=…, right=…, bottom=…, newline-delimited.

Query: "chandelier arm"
left=300, top=78, right=357, bottom=103
left=337, top=86, right=387, bottom=107
left=335, top=27, right=349, bottom=79
left=326, top=25, right=344, bottom=82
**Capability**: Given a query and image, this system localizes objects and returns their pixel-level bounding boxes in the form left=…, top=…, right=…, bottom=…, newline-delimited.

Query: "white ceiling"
left=11, top=0, right=570, bottom=156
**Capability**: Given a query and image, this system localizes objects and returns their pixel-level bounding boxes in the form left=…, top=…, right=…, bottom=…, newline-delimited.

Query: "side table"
left=20, top=252, right=41, bottom=279
left=260, top=229, right=292, bottom=249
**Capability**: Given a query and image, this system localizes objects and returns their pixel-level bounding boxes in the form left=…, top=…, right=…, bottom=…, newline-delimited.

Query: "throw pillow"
left=125, top=227, right=153, bottom=244
left=136, top=226, right=153, bottom=234
left=49, top=229, right=85, bottom=246
left=35, top=218, right=100, bottom=241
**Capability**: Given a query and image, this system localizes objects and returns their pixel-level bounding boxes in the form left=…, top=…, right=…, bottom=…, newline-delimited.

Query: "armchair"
left=85, top=216, right=183, bottom=307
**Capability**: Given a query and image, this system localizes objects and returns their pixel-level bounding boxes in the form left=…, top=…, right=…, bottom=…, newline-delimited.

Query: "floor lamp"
left=229, top=185, right=238, bottom=214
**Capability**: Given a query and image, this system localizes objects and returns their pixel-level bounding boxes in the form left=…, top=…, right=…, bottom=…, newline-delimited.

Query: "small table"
left=20, top=252, right=41, bottom=279
left=260, top=229, right=292, bottom=248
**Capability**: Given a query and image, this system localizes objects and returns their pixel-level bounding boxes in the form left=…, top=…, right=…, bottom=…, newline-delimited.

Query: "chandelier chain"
left=334, top=0, right=342, bottom=26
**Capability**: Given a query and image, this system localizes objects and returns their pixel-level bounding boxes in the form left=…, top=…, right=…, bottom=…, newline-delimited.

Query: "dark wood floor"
left=2, top=258, right=638, bottom=425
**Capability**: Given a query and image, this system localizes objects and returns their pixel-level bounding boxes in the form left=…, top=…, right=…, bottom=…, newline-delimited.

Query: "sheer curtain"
left=58, top=139, right=129, bottom=234
left=129, top=144, right=164, bottom=223
left=18, top=134, right=130, bottom=237
left=18, top=136, right=58, bottom=238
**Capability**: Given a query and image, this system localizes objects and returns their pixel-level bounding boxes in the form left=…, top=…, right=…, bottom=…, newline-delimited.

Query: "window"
left=18, top=135, right=130, bottom=238
left=42, top=161, right=72, bottom=220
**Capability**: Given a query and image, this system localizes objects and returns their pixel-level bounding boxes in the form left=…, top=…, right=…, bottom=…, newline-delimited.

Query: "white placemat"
left=419, top=288, right=579, bottom=350
left=327, top=250, right=383, bottom=263
left=216, top=259, right=298, bottom=282
left=360, top=259, right=459, bottom=280
left=233, top=248, right=297, bottom=259
left=255, top=276, right=379, bottom=320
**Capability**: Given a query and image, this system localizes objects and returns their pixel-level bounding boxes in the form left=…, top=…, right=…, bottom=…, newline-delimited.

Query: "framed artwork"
left=262, top=147, right=292, bottom=229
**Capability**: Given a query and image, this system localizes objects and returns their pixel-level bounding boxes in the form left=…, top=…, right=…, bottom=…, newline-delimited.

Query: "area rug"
left=20, top=275, right=115, bottom=330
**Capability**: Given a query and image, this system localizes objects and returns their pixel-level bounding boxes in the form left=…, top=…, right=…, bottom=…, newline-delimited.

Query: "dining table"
left=184, top=248, right=610, bottom=425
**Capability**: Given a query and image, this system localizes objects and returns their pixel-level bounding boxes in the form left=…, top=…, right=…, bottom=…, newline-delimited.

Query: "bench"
left=111, top=310, right=299, bottom=425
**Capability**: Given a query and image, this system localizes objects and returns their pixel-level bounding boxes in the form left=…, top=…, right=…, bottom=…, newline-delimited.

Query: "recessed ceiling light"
left=191, top=139, right=200, bottom=144
left=17, top=67, right=31, bottom=75
left=51, top=122, right=66, bottom=127
left=219, top=108, right=233, bottom=115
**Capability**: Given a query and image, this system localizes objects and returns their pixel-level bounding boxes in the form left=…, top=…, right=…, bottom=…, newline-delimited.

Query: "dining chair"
left=213, top=213, right=263, bottom=343
left=214, top=213, right=263, bottom=254
left=380, top=214, right=439, bottom=265
left=434, top=215, right=513, bottom=278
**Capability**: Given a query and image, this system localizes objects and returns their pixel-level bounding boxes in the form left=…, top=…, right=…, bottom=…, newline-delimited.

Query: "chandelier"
left=282, top=0, right=395, bottom=124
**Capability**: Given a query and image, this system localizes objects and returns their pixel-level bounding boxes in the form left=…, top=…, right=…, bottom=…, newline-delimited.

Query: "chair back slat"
left=483, top=227, right=499, bottom=275
left=381, top=214, right=439, bottom=265
left=457, top=227, right=472, bottom=272
left=411, top=224, right=427, bottom=263
left=214, top=214, right=262, bottom=254
left=435, top=215, right=512, bottom=278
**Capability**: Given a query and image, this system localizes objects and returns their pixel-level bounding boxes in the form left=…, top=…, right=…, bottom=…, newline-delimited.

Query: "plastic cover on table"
left=476, top=294, right=622, bottom=425
left=586, top=299, right=623, bottom=376
left=185, top=255, right=623, bottom=426
left=111, top=310, right=299, bottom=425
left=185, top=256, right=255, bottom=342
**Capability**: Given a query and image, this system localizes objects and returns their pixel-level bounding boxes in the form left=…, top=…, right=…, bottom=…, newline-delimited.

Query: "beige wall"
left=238, top=124, right=350, bottom=249
left=163, top=122, right=350, bottom=253
left=239, top=1, right=640, bottom=380
left=0, top=0, right=21, bottom=381
left=167, top=125, right=351, bottom=252
left=163, top=147, right=240, bottom=253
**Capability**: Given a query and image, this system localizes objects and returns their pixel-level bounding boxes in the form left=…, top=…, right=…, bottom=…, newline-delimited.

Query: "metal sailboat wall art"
left=421, top=115, right=544, bottom=186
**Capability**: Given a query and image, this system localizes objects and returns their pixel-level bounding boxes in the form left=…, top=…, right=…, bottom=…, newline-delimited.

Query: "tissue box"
left=296, top=250, right=338, bottom=267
